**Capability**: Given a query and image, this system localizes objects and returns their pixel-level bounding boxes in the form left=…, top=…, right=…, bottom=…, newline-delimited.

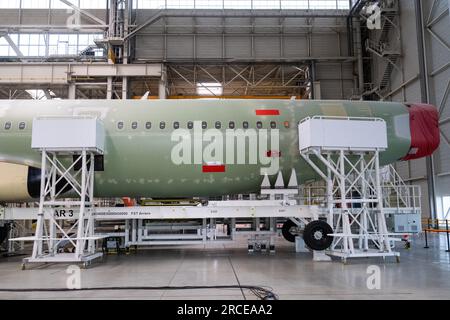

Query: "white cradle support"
left=20, top=116, right=106, bottom=267
left=299, top=116, right=401, bottom=262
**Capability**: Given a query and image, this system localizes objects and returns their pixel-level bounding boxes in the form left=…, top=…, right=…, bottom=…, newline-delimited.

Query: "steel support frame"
left=301, top=147, right=400, bottom=261
left=5, top=185, right=322, bottom=257
left=166, top=63, right=310, bottom=97
left=23, top=149, right=102, bottom=267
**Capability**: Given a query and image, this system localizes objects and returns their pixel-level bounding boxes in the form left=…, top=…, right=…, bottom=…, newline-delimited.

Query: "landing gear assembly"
left=302, top=220, right=334, bottom=251
left=281, top=220, right=302, bottom=243
left=282, top=219, right=334, bottom=251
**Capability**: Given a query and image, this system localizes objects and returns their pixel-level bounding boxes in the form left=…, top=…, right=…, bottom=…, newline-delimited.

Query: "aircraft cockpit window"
left=215, top=121, right=221, bottom=129
left=173, top=122, right=180, bottom=129
left=243, top=121, right=249, bottom=129
left=187, top=121, right=194, bottom=129
left=19, top=122, right=26, bottom=130
left=160, top=121, right=166, bottom=129
left=202, top=121, right=207, bottom=129
left=256, top=121, right=263, bottom=129
left=145, top=122, right=152, bottom=129
left=132, top=122, right=138, bottom=130
left=4, top=122, right=11, bottom=130
left=117, top=121, right=124, bottom=130
left=270, top=121, right=277, bottom=129
left=229, top=121, right=235, bottom=129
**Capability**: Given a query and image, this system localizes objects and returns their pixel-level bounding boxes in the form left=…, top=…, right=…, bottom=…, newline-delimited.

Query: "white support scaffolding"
left=16, top=117, right=105, bottom=268
left=299, top=116, right=402, bottom=262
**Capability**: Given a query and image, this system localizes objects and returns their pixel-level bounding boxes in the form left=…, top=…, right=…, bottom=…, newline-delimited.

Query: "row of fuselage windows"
left=117, top=121, right=289, bottom=131
left=1, top=121, right=289, bottom=131
left=2, top=121, right=26, bottom=130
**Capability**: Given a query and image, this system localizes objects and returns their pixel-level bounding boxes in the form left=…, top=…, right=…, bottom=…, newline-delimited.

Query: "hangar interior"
left=0, top=0, right=449, bottom=300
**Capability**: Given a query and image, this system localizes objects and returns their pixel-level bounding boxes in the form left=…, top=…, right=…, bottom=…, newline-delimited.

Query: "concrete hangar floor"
left=0, top=234, right=449, bottom=300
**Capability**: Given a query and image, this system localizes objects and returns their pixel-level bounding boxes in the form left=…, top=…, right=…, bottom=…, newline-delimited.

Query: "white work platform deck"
left=31, top=116, right=104, bottom=153
left=298, top=116, right=388, bottom=151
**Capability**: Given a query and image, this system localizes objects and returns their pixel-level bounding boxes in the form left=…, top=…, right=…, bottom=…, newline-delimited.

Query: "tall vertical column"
left=415, top=0, right=437, bottom=221
left=355, top=18, right=365, bottom=96
left=75, top=150, right=87, bottom=258
left=159, top=65, right=167, bottom=99
left=68, top=83, right=76, bottom=99
left=326, top=153, right=333, bottom=226
left=122, top=77, right=128, bottom=100
left=107, top=77, right=113, bottom=99
left=123, top=0, right=130, bottom=65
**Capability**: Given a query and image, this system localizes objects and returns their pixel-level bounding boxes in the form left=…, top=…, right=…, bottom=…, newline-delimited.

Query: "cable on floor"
left=0, top=285, right=279, bottom=300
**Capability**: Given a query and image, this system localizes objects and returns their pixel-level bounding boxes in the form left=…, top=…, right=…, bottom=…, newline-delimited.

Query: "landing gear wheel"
left=303, top=220, right=333, bottom=251
left=282, top=220, right=301, bottom=243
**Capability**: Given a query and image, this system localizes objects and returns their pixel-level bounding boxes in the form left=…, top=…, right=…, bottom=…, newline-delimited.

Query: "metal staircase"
left=380, top=165, right=421, bottom=214
left=379, top=55, right=400, bottom=91
left=358, top=0, right=401, bottom=98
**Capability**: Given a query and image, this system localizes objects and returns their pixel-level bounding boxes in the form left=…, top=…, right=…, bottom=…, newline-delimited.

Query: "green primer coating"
left=0, top=99, right=411, bottom=197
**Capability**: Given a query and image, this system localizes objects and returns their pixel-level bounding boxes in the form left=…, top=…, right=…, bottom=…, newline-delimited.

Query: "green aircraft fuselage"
left=0, top=99, right=412, bottom=198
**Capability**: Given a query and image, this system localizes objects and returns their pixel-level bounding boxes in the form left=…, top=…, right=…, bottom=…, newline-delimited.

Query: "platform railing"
left=380, top=165, right=421, bottom=211
left=299, top=165, right=422, bottom=214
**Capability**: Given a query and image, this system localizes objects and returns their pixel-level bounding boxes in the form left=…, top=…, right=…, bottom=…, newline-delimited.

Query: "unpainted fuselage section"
left=0, top=99, right=413, bottom=200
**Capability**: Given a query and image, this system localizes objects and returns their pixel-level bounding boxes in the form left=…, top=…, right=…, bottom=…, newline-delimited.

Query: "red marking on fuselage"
left=202, top=165, right=226, bottom=173
left=256, top=109, right=280, bottom=116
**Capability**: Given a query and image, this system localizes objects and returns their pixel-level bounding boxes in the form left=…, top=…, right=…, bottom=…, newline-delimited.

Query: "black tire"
left=303, top=220, right=333, bottom=251
left=282, top=220, right=301, bottom=243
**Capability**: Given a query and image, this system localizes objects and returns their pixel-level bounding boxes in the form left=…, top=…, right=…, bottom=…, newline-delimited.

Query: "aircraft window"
left=256, top=121, right=263, bottom=129
left=173, top=121, right=180, bottom=129
left=132, top=122, right=138, bottom=130
left=160, top=121, right=166, bottom=129
left=4, top=122, right=11, bottom=130
left=202, top=121, right=207, bottom=129
left=145, top=122, right=152, bottom=129
left=117, top=121, right=124, bottom=130
left=215, top=121, right=221, bottom=129
left=187, top=121, right=194, bottom=129
left=19, top=122, right=26, bottom=130
left=229, top=121, right=235, bottom=129
left=243, top=121, right=249, bottom=129
left=270, top=121, right=277, bottom=129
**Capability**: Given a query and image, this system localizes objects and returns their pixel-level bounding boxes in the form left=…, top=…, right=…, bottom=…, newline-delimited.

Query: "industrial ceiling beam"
left=125, top=9, right=349, bottom=41
left=123, top=9, right=164, bottom=41
left=0, top=25, right=108, bottom=32
left=0, top=63, right=162, bottom=85
left=1, top=34, right=23, bottom=58
left=59, top=0, right=107, bottom=26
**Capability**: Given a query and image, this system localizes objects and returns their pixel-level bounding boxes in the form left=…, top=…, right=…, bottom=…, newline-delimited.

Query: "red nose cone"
left=402, top=103, right=440, bottom=161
